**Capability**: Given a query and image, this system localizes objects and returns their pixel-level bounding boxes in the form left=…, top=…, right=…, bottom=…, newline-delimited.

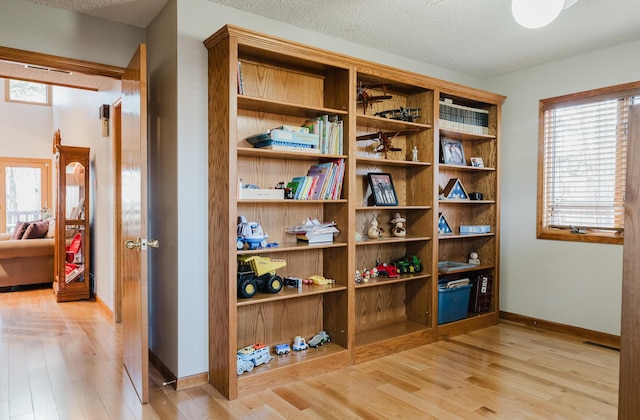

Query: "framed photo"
left=367, top=172, right=398, bottom=206
left=441, top=138, right=466, bottom=166
left=470, top=157, right=484, bottom=168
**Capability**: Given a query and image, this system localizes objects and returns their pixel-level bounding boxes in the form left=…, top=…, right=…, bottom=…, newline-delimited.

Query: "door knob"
left=125, top=237, right=141, bottom=250
left=147, top=239, right=160, bottom=248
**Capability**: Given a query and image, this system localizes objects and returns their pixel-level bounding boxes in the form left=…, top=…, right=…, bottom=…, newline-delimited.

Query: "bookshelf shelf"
left=355, top=272, right=431, bottom=288
left=439, top=128, right=496, bottom=141
left=238, top=95, right=348, bottom=119
left=356, top=114, right=431, bottom=131
left=237, top=283, right=347, bottom=306
left=237, top=147, right=347, bottom=160
left=206, top=24, right=504, bottom=400
left=236, top=241, right=348, bottom=255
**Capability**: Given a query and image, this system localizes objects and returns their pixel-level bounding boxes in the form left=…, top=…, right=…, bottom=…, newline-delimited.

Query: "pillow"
left=22, top=220, right=49, bottom=239
left=12, top=221, right=30, bottom=240
left=45, top=217, right=56, bottom=238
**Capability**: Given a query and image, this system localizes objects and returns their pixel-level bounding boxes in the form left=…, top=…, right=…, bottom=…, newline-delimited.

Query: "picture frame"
left=367, top=172, right=398, bottom=206
left=470, top=157, right=484, bottom=168
left=440, top=138, right=466, bottom=166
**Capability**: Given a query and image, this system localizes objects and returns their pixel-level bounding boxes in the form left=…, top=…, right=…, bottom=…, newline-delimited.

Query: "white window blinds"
left=541, top=95, right=638, bottom=233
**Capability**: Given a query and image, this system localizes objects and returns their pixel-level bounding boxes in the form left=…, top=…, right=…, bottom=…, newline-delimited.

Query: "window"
left=4, top=79, right=51, bottom=105
left=0, top=158, right=51, bottom=233
left=537, top=81, right=640, bottom=244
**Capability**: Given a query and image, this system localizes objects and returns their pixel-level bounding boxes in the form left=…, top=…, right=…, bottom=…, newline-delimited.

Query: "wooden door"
left=121, top=44, right=149, bottom=403
left=619, top=103, right=640, bottom=418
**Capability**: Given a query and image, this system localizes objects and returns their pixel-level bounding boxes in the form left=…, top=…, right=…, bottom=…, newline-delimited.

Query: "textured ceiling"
left=20, top=0, right=640, bottom=78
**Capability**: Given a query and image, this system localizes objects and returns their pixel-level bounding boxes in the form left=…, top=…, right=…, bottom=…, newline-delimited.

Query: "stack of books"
left=286, top=159, right=345, bottom=200
left=439, top=98, right=489, bottom=135
left=245, top=125, right=320, bottom=152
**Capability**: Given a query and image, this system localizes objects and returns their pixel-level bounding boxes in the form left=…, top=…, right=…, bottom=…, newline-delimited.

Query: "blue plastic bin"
left=438, top=283, right=473, bottom=324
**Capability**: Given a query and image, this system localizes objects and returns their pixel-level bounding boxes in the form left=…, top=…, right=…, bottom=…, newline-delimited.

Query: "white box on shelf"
left=239, top=189, right=285, bottom=200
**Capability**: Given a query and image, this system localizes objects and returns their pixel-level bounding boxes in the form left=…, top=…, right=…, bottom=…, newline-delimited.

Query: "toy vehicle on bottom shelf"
left=309, top=331, right=331, bottom=348
left=274, top=343, right=291, bottom=355
left=237, top=256, right=286, bottom=298
left=237, top=343, right=273, bottom=375
left=236, top=354, right=254, bottom=376
left=292, top=335, right=309, bottom=351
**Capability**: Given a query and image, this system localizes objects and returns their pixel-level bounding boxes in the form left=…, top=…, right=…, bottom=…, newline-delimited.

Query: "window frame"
left=0, top=157, right=52, bottom=233
left=537, top=81, right=640, bottom=245
left=4, top=78, right=52, bottom=106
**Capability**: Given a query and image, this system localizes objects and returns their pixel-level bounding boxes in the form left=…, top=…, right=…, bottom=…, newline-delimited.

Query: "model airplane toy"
left=356, top=129, right=420, bottom=159
left=374, top=106, right=422, bottom=122
left=356, top=82, right=392, bottom=114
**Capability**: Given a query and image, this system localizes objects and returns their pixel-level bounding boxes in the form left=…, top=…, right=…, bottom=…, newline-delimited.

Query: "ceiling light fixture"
left=512, top=0, right=577, bottom=29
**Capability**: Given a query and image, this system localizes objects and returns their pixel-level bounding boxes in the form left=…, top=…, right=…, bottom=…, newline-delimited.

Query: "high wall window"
left=537, top=82, right=640, bottom=244
left=4, top=79, right=51, bottom=106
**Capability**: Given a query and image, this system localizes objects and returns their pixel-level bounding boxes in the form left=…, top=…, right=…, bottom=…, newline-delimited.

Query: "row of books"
left=304, top=115, right=343, bottom=155
left=286, top=159, right=345, bottom=200
left=439, top=98, right=489, bottom=135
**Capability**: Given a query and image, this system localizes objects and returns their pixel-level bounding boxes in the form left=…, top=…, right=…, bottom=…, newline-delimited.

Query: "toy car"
left=236, top=354, right=254, bottom=376
left=237, top=344, right=272, bottom=375
left=274, top=343, right=291, bottom=355
left=309, top=330, right=331, bottom=348
left=392, top=255, right=423, bottom=274
left=375, top=260, right=400, bottom=278
left=237, top=215, right=268, bottom=250
left=307, top=275, right=336, bottom=285
left=237, top=256, right=286, bottom=298
left=292, top=335, right=308, bottom=351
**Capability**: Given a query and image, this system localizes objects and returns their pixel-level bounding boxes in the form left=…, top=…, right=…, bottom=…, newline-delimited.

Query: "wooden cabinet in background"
left=53, top=143, right=90, bottom=302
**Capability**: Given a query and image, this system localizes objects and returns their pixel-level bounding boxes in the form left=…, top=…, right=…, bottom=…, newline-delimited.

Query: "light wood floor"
left=1, top=285, right=619, bottom=419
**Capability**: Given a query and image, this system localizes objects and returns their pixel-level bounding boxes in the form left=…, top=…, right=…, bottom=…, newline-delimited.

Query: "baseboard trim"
left=94, top=293, right=114, bottom=320
left=149, top=350, right=209, bottom=391
left=499, top=311, right=620, bottom=349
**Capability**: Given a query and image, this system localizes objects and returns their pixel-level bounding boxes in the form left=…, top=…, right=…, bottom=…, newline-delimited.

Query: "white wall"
left=0, top=82, right=53, bottom=161
left=147, top=0, right=180, bottom=378
left=483, top=39, right=640, bottom=335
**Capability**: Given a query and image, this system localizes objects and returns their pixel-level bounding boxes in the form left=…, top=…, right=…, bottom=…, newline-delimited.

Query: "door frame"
left=0, top=46, right=126, bottom=317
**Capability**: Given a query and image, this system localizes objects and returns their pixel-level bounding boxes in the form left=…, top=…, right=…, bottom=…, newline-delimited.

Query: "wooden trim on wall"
left=0, top=46, right=125, bottom=79
left=149, top=350, right=209, bottom=391
left=94, top=293, right=114, bottom=320
left=500, top=311, right=620, bottom=349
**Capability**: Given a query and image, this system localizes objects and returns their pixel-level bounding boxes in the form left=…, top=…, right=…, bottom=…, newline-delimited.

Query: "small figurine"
left=367, top=215, right=383, bottom=239
left=412, top=145, right=419, bottom=162
left=469, top=251, right=480, bottom=265
left=355, top=270, right=362, bottom=284
left=390, top=213, right=407, bottom=237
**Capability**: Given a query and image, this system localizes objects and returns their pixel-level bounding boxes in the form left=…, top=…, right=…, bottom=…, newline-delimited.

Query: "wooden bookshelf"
left=205, top=25, right=504, bottom=400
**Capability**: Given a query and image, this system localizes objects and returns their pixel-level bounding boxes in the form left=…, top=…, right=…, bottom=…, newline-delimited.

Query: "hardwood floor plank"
left=0, top=287, right=620, bottom=419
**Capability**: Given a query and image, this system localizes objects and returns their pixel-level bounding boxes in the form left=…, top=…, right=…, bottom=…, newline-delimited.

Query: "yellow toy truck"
left=237, top=256, right=286, bottom=298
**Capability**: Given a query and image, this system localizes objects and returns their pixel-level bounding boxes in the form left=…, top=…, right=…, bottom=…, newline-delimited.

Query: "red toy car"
left=375, top=260, right=400, bottom=278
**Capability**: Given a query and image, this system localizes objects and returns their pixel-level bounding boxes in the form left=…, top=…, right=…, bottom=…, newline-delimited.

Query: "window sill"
left=537, top=228, right=623, bottom=245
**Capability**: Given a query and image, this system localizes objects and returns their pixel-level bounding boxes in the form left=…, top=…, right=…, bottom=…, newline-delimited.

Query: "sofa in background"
left=0, top=229, right=55, bottom=289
